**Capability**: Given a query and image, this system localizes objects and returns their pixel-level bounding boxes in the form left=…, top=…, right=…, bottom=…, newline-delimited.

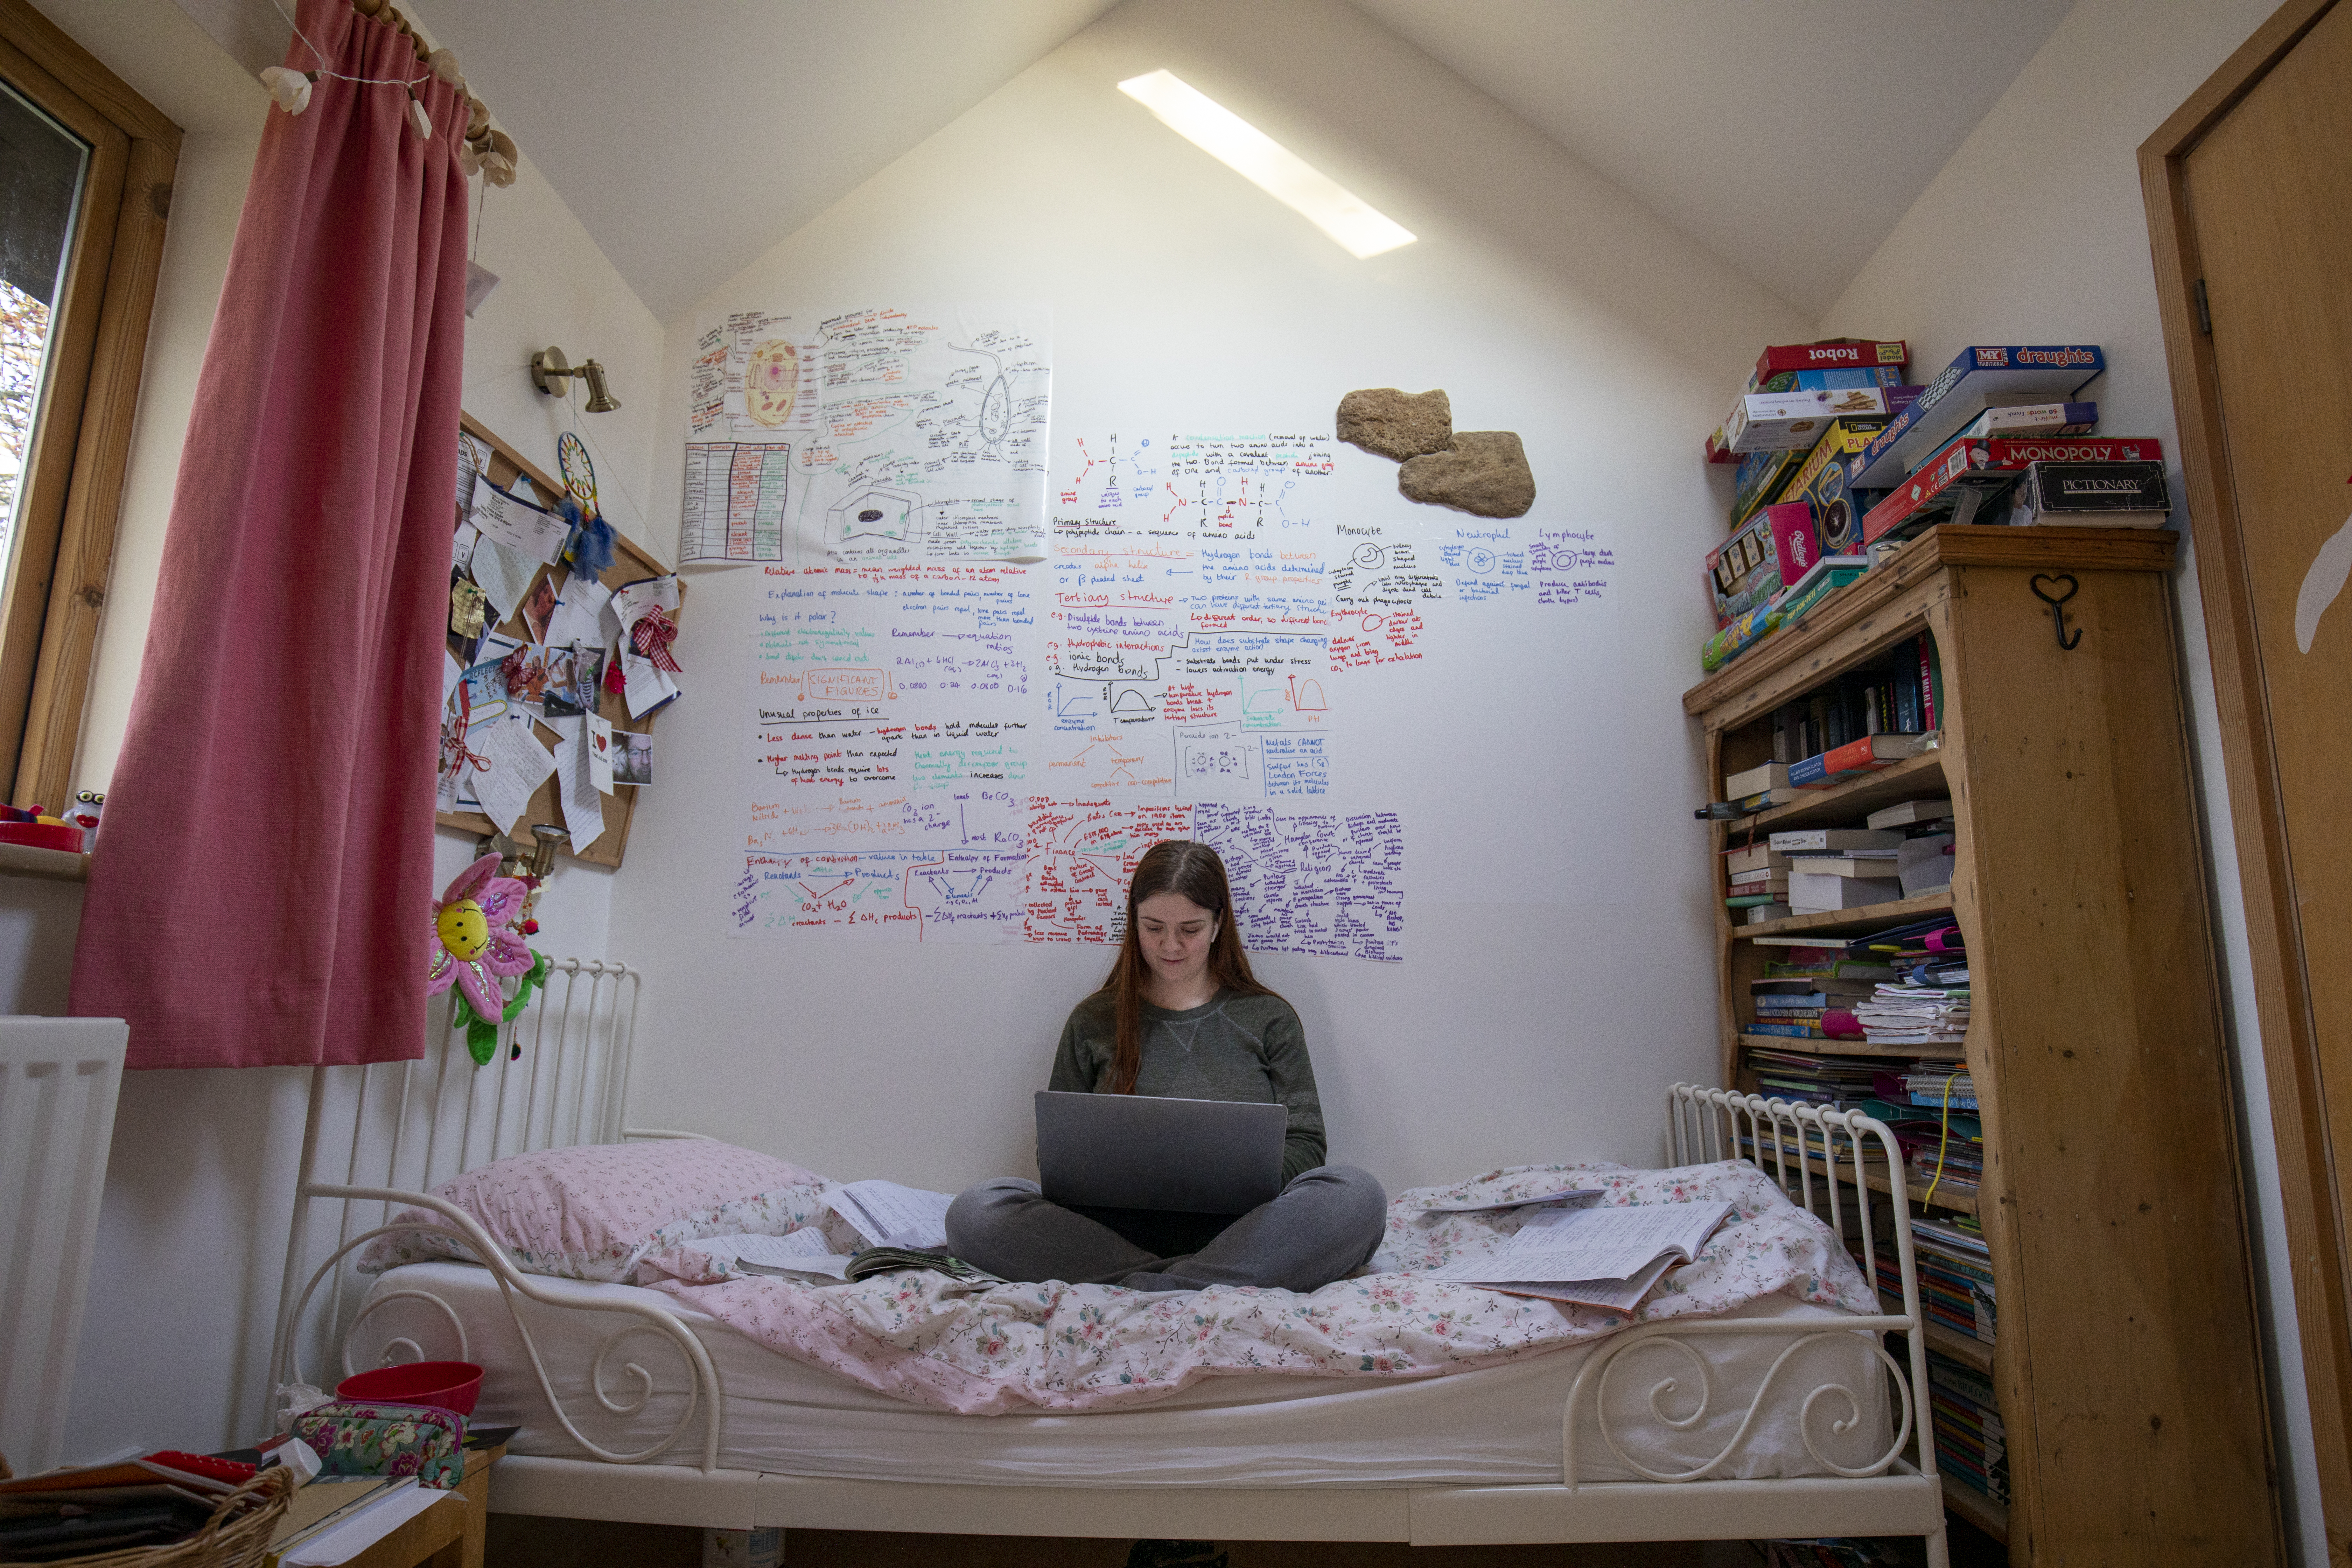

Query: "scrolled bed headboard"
left=265, top=957, right=647, bottom=1431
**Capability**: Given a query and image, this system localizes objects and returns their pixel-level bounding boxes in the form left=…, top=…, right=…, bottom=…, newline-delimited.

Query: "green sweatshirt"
left=1049, top=989, right=1329, bottom=1182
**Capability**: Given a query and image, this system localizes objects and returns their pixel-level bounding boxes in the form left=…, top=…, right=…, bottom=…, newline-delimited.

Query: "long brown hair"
left=1099, top=840, right=1275, bottom=1093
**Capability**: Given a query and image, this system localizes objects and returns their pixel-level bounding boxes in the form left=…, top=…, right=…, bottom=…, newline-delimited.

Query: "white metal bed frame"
left=268, top=979, right=1948, bottom=1560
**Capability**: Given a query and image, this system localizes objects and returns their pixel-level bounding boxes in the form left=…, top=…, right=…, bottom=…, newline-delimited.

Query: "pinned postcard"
left=451, top=520, right=478, bottom=576
left=456, top=430, right=486, bottom=516
left=469, top=535, right=534, bottom=626
left=501, top=644, right=553, bottom=712
left=470, top=482, right=569, bottom=566
left=620, top=648, right=678, bottom=719
left=588, top=714, right=614, bottom=793
left=545, top=578, right=610, bottom=649
left=471, top=713, right=556, bottom=834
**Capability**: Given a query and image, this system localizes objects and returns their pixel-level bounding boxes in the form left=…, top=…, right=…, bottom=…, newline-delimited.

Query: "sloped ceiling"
left=1348, top=0, right=2073, bottom=317
left=184, top=0, right=2074, bottom=324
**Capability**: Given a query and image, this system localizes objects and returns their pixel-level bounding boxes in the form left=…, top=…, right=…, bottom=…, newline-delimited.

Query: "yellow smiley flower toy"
left=427, top=852, right=550, bottom=1064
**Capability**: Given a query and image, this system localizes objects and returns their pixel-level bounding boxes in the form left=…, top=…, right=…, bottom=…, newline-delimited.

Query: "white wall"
left=610, top=0, right=1809, bottom=1194
left=1815, top=1, right=2324, bottom=1560
left=23, top=0, right=664, bottom=1457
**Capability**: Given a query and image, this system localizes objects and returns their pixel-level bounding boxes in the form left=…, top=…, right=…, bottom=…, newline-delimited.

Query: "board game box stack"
left=1699, top=339, right=1915, bottom=673
left=1697, top=338, right=2177, bottom=675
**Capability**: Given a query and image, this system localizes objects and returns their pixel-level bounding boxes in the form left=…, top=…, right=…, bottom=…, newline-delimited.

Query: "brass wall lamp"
left=531, top=346, right=621, bottom=412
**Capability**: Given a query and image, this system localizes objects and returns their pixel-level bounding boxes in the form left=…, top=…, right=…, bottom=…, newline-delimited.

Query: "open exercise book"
left=697, top=1181, right=960, bottom=1282
left=1429, top=1200, right=1733, bottom=1315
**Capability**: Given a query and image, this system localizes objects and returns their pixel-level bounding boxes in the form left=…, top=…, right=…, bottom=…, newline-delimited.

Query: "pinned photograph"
left=613, top=730, right=653, bottom=786
left=520, top=572, right=558, bottom=643
left=541, top=642, right=605, bottom=718
left=501, top=644, right=552, bottom=708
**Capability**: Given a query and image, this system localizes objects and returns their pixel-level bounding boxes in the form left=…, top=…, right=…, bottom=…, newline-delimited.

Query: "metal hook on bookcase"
left=2030, top=572, right=2084, bottom=651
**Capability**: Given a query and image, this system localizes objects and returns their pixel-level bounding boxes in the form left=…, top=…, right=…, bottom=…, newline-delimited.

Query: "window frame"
left=0, top=0, right=176, bottom=812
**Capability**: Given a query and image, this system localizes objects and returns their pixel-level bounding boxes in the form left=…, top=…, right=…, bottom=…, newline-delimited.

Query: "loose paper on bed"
left=826, top=1180, right=954, bottom=1250
left=695, top=1228, right=854, bottom=1281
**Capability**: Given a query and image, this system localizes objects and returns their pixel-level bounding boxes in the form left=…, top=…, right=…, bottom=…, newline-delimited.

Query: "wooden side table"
left=337, top=1442, right=505, bottom=1568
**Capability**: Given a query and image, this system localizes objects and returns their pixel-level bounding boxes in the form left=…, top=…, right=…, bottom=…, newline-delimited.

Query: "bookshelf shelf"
left=1888, top=1306, right=1996, bottom=1376
left=1734, top=889, right=1953, bottom=940
left=1738, top=749, right=1949, bottom=836
left=1940, top=1474, right=2009, bottom=1545
left=1690, top=527, right=2276, bottom=1561
left=1737, top=1032, right=1966, bottom=1061
left=1745, top=1146, right=1978, bottom=1215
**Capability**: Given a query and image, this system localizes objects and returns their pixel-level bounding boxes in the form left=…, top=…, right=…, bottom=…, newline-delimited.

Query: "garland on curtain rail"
left=260, top=0, right=519, bottom=186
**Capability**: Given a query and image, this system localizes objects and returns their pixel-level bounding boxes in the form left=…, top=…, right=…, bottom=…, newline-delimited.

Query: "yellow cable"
left=1921, top=1071, right=1958, bottom=1205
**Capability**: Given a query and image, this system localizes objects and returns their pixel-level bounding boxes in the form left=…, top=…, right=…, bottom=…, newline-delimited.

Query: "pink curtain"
left=70, top=0, right=467, bottom=1068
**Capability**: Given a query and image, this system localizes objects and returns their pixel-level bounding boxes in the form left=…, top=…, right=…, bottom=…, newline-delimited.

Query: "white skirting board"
left=0, top=1017, right=127, bottom=1475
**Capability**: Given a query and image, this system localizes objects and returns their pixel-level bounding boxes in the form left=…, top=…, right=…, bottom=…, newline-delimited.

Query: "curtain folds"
left=69, top=0, right=467, bottom=1068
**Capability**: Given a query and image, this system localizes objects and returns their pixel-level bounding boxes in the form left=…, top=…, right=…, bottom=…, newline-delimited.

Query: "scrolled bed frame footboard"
left=268, top=996, right=1946, bottom=1561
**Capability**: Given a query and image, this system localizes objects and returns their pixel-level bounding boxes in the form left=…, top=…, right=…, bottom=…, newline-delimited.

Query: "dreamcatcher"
left=556, top=429, right=616, bottom=582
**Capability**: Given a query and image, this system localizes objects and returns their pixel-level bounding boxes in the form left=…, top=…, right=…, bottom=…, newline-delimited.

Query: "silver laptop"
left=1035, top=1091, right=1287, bottom=1214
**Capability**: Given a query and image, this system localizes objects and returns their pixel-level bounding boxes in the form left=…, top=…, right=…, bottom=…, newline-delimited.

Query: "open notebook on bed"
left=1429, top=1200, right=1732, bottom=1315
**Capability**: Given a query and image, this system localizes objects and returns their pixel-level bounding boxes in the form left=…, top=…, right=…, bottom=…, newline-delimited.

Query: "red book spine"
left=1918, top=633, right=1936, bottom=730
left=1966, top=436, right=2163, bottom=467
left=1753, top=340, right=1909, bottom=378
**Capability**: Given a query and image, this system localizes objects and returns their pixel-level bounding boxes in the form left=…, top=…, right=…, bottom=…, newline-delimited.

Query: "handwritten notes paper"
left=681, top=304, right=1053, bottom=565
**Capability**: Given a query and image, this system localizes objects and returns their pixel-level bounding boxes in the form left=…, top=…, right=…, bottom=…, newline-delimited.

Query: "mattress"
left=356, top=1262, right=1892, bottom=1488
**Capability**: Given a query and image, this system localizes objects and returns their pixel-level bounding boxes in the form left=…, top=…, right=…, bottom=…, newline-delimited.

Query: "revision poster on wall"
left=680, top=303, right=1054, bottom=566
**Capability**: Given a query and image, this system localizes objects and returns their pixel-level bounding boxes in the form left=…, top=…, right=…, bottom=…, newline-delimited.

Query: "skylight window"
left=1117, top=70, right=1416, bottom=259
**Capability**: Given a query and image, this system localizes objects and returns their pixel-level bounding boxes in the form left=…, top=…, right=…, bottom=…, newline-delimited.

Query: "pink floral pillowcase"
left=356, top=1139, right=827, bottom=1284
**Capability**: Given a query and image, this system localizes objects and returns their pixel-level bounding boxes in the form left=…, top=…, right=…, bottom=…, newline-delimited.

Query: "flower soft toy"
left=428, top=853, right=549, bottom=1063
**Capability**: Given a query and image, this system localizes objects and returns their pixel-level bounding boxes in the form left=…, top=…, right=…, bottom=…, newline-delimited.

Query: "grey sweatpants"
left=945, top=1165, right=1387, bottom=1292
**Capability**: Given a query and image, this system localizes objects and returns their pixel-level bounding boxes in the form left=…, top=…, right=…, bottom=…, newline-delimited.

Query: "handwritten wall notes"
left=735, top=795, right=1404, bottom=961
left=682, top=304, right=1052, bottom=565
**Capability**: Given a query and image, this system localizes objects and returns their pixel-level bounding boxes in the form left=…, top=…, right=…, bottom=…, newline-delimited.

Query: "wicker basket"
left=26, top=1466, right=295, bottom=1568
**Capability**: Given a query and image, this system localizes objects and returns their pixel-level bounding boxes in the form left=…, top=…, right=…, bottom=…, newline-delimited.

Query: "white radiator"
left=0, top=1017, right=127, bottom=1475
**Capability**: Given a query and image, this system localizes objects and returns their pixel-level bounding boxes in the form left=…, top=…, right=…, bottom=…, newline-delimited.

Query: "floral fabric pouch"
left=291, top=1400, right=468, bottom=1490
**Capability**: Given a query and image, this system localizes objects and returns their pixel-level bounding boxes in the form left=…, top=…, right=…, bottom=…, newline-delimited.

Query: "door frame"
left=2140, top=0, right=2352, bottom=1552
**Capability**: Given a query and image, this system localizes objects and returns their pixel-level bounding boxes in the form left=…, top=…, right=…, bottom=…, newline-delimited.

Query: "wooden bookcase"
left=1682, top=526, right=2283, bottom=1564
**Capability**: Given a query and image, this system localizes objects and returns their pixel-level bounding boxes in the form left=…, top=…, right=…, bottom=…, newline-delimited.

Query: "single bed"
left=267, top=958, right=1948, bottom=1558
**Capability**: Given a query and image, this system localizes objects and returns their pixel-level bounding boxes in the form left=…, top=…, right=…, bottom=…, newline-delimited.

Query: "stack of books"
left=1854, top=984, right=1971, bottom=1046
left=1744, top=1048, right=1887, bottom=1103
left=1881, top=1063, right=1976, bottom=1109
left=1927, top=1349, right=2010, bottom=1508
left=1879, top=1213, right=1997, bottom=1344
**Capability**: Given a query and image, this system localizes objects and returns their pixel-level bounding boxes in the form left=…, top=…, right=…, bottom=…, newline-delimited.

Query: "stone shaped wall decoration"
left=1399, top=432, right=1536, bottom=519
left=1337, top=387, right=1454, bottom=461
left=1337, top=387, right=1534, bottom=519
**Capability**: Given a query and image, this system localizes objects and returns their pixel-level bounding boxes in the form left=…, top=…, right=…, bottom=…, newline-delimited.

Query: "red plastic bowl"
left=336, top=1360, right=484, bottom=1416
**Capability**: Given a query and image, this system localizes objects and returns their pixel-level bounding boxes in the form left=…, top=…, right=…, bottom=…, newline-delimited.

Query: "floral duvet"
left=639, top=1159, right=1876, bottom=1416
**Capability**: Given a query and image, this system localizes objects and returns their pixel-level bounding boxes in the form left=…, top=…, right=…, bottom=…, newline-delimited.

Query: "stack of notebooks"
left=1927, top=1349, right=2010, bottom=1509
left=1745, top=953, right=1895, bottom=1038
left=1877, top=1213, right=1997, bottom=1345
left=1745, top=1049, right=1888, bottom=1104
left=1855, top=985, right=1971, bottom=1046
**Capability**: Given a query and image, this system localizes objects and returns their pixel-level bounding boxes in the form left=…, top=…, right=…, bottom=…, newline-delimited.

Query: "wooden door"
left=2146, top=0, right=2352, bottom=1555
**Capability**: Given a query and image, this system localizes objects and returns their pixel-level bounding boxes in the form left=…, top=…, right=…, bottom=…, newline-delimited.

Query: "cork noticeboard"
left=436, top=410, right=681, bottom=869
